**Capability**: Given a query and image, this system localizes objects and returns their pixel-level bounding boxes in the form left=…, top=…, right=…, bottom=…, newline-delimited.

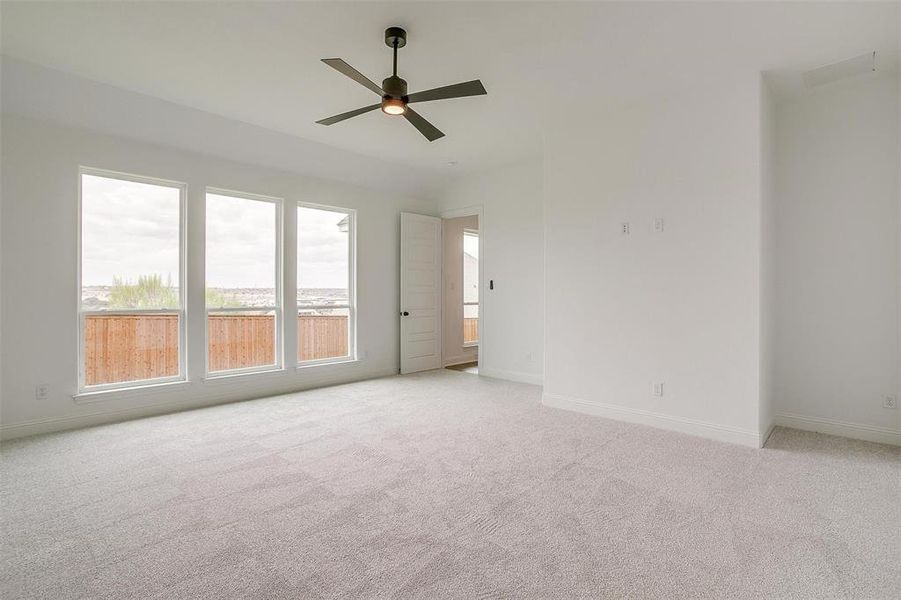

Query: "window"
left=79, top=170, right=185, bottom=390
left=463, top=229, right=479, bottom=345
left=206, top=190, right=281, bottom=375
left=297, top=204, right=355, bottom=363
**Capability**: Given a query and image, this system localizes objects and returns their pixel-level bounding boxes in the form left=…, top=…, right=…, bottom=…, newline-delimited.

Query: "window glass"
left=80, top=173, right=183, bottom=387
left=206, top=192, right=279, bottom=373
left=297, top=206, right=353, bottom=362
left=463, top=230, right=479, bottom=344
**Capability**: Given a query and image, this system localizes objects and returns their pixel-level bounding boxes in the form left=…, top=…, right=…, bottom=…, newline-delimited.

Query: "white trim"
left=205, top=306, right=279, bottom=313
left=81, top=308, right=181, bottom=315
left=297, top=353, right=354, bottom=368
left=541, top=392, right=762, bottom=448
left=759, top=421, right=776, bottom=448
left=296, top=357, right=359, bottom=369
left=774, top=412, right=901, bottom=446
left=77, top=167, right=188, bottom=393
left=480, top=367, right=543, bottom=386
left=73, top=379, right=192, bottom=404
left=298, top=304, right=350, bottom=310
left=205, top=364, right=285, bottom=379
left=440, top=205, right=483, bottom=220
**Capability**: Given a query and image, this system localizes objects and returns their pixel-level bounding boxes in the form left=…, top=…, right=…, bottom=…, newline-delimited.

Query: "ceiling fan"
left=316, top=27, right=487, bottom=141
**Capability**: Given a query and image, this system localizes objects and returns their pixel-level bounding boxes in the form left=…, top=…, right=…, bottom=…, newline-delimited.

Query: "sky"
left=464, top=230, right=479, bottom=259
left=81, top=175, right=350, bottom=291
left=81, top=174, right=180, bottom=287
left=206, top=192, right=276, bottom=289
left=297, top=205, right=350, bottom=290
left=463, top=230, right=479, bottom=305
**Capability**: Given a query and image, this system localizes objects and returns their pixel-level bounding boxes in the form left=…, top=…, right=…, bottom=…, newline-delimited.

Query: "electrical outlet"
left=652, top=382, right=664, bottom=397
left=884, top=396, right=898, bottom=410
left=35, top=384, right=49, bottom=401
left=653, top=217, right=665, bottom=233
left=621, top=222, right=630, bottom=235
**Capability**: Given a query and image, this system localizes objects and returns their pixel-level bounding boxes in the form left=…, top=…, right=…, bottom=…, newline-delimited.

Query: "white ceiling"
left=2, top=1, right=898, bottom=189
left=1, top=1, right=545, bottom=176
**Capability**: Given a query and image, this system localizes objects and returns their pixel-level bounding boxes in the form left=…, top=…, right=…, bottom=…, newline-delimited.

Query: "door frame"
left=440, top=205, right=484, bottom=371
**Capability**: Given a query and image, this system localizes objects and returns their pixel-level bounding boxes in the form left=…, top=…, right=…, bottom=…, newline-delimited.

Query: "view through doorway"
left=441, top=209, right=480, bottom=375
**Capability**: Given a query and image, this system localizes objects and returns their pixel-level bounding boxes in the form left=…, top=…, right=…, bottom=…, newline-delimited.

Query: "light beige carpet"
left=1, top=370, right=899, bottom=599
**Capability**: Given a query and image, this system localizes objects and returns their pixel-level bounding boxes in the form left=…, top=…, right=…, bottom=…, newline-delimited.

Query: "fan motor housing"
left=382, top=75, right=408, bottom=99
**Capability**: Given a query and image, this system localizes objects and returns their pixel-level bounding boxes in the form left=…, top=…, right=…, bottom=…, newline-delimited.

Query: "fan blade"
left=403, top=107, right=445, bottom=141
left=406, top=80, right=487, bottom=104
left=321, top=58, right=384, bottom=95
left=316, top=103, right=381, bottom=125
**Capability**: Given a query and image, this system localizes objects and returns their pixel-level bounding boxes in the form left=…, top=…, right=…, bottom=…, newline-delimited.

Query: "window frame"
left=76, top=167, right=188, bottom=393
left=204, top=188, right=284, bottom=378
left=296, top=201, right=357, bottom=367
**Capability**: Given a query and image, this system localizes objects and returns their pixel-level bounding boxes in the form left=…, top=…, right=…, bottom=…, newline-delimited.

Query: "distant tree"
left=205, top=288, right=242, bottom=308
left=108, top=274, right=244, bottom=309
left=108, top=274, right=179, bottom=309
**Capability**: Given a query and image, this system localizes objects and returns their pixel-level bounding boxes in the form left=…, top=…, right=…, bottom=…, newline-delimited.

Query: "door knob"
left=401, top=311, right=410, bottom=316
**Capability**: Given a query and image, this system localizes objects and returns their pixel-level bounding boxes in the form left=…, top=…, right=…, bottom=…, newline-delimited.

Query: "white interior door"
left=400, top=212, right=442, bottom=374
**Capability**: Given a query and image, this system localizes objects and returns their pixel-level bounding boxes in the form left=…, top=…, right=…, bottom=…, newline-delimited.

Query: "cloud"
left=81, top=177, right=350, bottom=292
left=81, top=175, right=180, bottom=286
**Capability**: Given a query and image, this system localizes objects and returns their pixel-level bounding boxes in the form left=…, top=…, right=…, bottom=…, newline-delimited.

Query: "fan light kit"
left=316, top=27, right=487, bottom=141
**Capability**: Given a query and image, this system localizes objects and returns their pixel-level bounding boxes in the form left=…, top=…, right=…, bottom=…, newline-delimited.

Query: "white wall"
left=759, top=77, right=777, bottom=443
left=442, top=214, right=479, bottom=366
left=438, top=160, right=544, bottom=385
left=541, top=78, right=765, bottom=447
left=773, top=75, right=900, bottom=443
left=1, top=57, right=450, bottom=200
left=0, top=114, right=436, bottom=439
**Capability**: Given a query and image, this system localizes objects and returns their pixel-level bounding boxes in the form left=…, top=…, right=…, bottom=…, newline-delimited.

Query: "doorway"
left=441, top=209, right=481, bottom=374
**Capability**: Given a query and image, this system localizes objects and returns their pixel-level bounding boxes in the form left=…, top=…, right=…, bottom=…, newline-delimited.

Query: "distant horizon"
left=81, top=285, right=348, bottom=310
left=82, top=285, right=347, bottom=291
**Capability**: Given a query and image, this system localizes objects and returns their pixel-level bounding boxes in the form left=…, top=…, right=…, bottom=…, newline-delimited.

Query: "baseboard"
left=479, top=367, right=543, bottom=386
left=0, top=367, right=398, bottom=441
left=774, top=412, right=900, bottom=446
left=759, top=421, right=776, bottom=448
left=542, top=392, right=762, bottom=448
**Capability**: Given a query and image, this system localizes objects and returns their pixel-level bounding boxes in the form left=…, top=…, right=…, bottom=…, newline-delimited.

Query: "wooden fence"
left=464, top=318, right=479, bottom=344
left=298, top=315, right=348, bottom=362
left=84, top=314, right=179, bottom=386
left=84, top=313, right=348, bottom=385
left=207, top=314, right=276, bottom=373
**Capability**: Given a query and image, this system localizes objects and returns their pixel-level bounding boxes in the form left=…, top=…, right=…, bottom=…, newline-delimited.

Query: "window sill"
left=463, top=342, right=479, bottom=348
left=202, top=366, right=287, bottom=383
left=71, top=360, right=361, bottom=405
left=296, top=357, right=359, bottom=369
left=73, top=379, right=190, bottom=404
